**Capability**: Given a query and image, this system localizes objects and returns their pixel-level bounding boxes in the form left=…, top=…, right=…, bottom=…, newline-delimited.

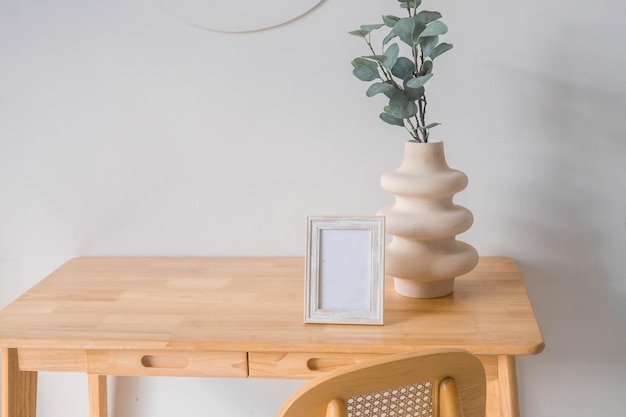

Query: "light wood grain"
left=2, top=348, right=37, bottom=417
left=86, top=350, right=247, bottom=377
left=87, top=374, right=107, bottom=417
left=17, top=348, right=86, bottom=372
left=497, top=355, right=520, bottom=417
left=325, top=399, right=346, bottom=417
left=0, top=257, right=544, bottom=356
left=249, top=352, right=384, bottom=379
left=440, top=377, right=463, bottom=417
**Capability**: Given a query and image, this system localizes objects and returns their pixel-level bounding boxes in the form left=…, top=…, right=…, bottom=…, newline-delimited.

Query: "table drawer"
left=86, top=350, right=248, bottom=377
left=249, top=352, right=384, bottom=379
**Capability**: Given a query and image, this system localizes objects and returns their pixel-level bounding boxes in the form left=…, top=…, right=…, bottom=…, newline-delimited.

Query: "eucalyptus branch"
left=366, top=37, right=376, bottom=56
left=416, top=47, right=427, bottom=142
left=363, top=38, right=396, bottom=86
left=414, top=115, right=423, bottom=142
left=417, top=98, right=427, bottom=142
left=349, top=2, right=453, bottom=141
left=423, top=96, right=429, bottom=141
left=404, top=118, right=419, bottom=140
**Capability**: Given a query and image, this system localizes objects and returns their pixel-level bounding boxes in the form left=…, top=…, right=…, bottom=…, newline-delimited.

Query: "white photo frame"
left=305, top=216, right=385, bottom=325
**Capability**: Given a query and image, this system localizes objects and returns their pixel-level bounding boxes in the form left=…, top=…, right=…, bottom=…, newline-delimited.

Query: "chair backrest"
left=277, top=349, right=486, bottom=417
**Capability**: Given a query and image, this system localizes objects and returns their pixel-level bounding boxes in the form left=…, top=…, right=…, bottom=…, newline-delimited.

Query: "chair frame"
left=277, top=349, right=486, bottom=417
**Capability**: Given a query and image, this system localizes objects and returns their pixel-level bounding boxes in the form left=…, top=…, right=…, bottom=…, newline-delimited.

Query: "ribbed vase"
left=378, top=141, right=478, bottom=298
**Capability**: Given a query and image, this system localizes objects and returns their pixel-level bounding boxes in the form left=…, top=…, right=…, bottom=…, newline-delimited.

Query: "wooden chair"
left=277, top=349, right=486, bottom=417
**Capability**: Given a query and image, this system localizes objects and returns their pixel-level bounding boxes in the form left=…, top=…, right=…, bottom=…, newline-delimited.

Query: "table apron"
left=15, top=348, right=502, bottom=380
left=16, top=348, right=248, bottom=378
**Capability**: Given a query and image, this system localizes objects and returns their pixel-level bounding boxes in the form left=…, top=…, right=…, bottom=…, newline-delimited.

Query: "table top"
left=0, top=257, right=544, bottom=356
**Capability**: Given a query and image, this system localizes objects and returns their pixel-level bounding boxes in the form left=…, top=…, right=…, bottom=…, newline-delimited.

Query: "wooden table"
left=0, top=257, right=543, bottom=417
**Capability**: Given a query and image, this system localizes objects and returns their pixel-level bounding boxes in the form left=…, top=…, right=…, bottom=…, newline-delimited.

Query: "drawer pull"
left=140, top=355, right=190, bottom=369
left=306, top=357, right=359, bottom=372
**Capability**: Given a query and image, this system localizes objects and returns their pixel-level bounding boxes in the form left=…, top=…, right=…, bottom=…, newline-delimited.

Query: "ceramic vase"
left=378, top=140, right=478, bottom=298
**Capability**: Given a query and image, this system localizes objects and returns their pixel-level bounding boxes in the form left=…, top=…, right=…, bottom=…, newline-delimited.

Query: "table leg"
left=2, top=348, right=38, bottom=417
left=87, top=374, right=107, bottom=417
left=483, top=355, right=521, bottom=417
left=497, top=355, right=520, bottom=417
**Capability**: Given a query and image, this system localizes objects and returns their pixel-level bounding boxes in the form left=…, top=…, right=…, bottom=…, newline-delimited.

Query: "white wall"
left=1, top=1, right=625, bottom=416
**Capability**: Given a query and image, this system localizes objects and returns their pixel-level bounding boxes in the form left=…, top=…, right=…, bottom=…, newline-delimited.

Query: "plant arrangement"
left=350, top=0, right=453, bottom=143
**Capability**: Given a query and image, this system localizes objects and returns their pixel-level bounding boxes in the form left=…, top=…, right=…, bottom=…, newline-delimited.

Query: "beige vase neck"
left=399, top=141, right=450, bottom=172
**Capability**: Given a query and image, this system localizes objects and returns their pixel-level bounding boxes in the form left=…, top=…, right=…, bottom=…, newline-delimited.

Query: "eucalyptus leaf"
left=416, top=122, right=441, bottom=130
left=415, top=11, right=442, bottom=25
left=364, top=55, right=387, bottom=63
left=366, top=82, right=395, bottom=97
left=391, top=57, right=414, bottom=79
left=361, top=23, right=385, bottom=33
left=421, top=20, right=448, bottom=37
left=348, top=29, right=369, bottom=38
left=419, top=35, right=439, bottom=58
left=351, top=57, right=373, bottom=68
left=383, top=43, right=399, bottom=70
left=382, top=15, right=400, bottom=27
left=404, top=84, right=425, bottom=101
left=413, top=21, right=427, bottom=43
left=398, top=0, right=421, bottom=9
left=420, top=60, right=433, bottom=76
left=429, top=42, right=453, bottom=59
left=383, top=29, right=398, bottom=45
left=352, top=59, right=380, bottom=81
left=382, top=87, right=396, bottom=99
left=393, top=17, right=417, bottom=46
left=389, top=90, right=418, bottom=119
left=353, top=66, right=379, bottom=81
left=406, top=73, right=433, bottom=88
left=380, top=112, right=405, bottom=127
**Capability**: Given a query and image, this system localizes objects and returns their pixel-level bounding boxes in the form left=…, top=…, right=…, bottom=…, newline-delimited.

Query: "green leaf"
left=348, top=29, right=369, bottom=38
left=393, top=17, right=419, bottom=46
left=414, top=11, right=442, bottom=25
left=364, top=55, right=387, bottom=63
left=419, top=35, right=439, bottom=58
left=383, top=29, right=398, bottom=45
left=380, top=112, right=405, bottom=127
left=404, top=83, right=424, bottom=101
left=353, top=66, right=379, bottom=81
left=389, top=90, right=418, bottom=119
left=383, top=43, right=399, bottom=70
left=393, top=17, right=413, bottom=45
left=391, top=57, right=414, bottom=79
left=416, top=122, right=441, bottom=130
left=403, top=76, right=425, bottom=100
left=420, top=60, right=433, bottom=75
left=366, top=82, right=395, bottom=97
left=351, top=58, right=380, bottom=81
left=421, top=21, right=448, bottom=37
left=361, top=23, right=385, bottom=33
left=398, top=0, right=421, bottom=9
left=351, top=57, right=371, bottom=68
left=429, top=42, right=453, bottom=59
left=349, top=24, right=385, bottom=38
left=382, top=15, right=400, bottom=27
left=406, top=73, right=433, bottom=88
left=382, top=87, right=396, bottom=99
